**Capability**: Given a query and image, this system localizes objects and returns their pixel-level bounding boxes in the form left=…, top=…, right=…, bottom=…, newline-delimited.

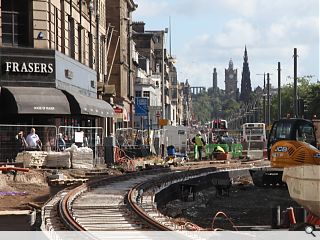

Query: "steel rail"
left=127, top=182, right=172, bottom=231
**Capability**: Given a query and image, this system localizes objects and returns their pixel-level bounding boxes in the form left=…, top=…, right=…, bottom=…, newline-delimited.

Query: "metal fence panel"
left=0, top=124, right=57, bottom=162
left=58, top=126, right=104, bottom=166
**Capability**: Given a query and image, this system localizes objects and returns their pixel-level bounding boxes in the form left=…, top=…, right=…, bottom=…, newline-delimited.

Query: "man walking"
left=192, top=131, right=206, bottom=160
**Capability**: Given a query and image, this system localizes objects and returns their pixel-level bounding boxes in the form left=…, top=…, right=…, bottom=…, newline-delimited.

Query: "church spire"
left=244, top=45, right=248, bottom=62
left=240, top=45, right=252, bottom=103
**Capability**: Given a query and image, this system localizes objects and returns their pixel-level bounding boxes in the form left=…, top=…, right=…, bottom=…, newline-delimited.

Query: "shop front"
left=0, top=47, right=114, bottom=126
left=0, top=47, right=114, bottom=160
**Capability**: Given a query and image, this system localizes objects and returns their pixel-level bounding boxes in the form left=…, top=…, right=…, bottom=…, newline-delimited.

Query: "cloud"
left=217, top=0, right=257, bottom=17
left=214, top=19, right=261, bottom=47
left=134, top=0, right=169, bottom=17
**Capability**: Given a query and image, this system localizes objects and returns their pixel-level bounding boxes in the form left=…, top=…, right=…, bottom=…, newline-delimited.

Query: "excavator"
left=250, top=118, right=320, bottom=227
left=250, top=118, right=320, bottom=186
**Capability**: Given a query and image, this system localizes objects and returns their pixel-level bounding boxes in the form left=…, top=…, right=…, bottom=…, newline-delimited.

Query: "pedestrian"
left=26, top=128, right=42, bottom=150
left=57, top=133, right=66, bottom=151
left=15, top=130, right=28, bottom=153
left=192, top=131, right=206, bottom=160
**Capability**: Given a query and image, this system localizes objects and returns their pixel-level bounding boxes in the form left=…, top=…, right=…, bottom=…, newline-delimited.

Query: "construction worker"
left=212, top=145, right=225, bottom=159
left=192, top=131, right=206, bottom=160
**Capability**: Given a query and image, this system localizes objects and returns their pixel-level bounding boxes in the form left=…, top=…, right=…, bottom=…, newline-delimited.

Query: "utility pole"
left=293, top=48, right=298, bottom=117
left=256, top=73, right=266, bottom=124
left=278, top=62, right=281, bottom=120
left=267, top=73, right=271, bottom=128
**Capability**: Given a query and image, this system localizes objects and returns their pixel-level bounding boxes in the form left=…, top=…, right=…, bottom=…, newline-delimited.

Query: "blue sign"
left=135, top=97, right=149, bottom=116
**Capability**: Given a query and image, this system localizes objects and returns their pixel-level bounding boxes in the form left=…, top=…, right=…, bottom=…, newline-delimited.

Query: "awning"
left=0, top=86, right=71, bottom=114
left=63, top=91, right=114, bottom=118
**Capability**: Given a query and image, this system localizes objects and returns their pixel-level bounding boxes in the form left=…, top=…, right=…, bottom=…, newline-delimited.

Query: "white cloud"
left=134, top=1, right=169, bottom=17
left=217, top=0, right=257, bottom=17
left=214, top=19, right=261, bottom=47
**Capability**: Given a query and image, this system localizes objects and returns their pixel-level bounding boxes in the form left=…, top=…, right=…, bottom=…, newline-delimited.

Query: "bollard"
left=281, top=210, right=290, bottom=228
left=295, top=207, right=307, bottom=224
left=287, top=207, right=296, bottom=225
left=271, top=206, right=281, bottom=229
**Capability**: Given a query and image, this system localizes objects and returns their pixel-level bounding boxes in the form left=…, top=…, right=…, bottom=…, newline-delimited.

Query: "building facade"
left=105, top=0, right=137, bottom=129
left=0, top=0, right=114, bottom=134
left=225, top=59, right=238, bottom=100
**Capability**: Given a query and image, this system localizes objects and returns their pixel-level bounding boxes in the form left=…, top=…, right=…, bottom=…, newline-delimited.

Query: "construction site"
left=0, top=119, right=319, bottom=236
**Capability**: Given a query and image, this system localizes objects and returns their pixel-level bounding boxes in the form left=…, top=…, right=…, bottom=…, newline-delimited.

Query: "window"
left=297, top=123, right=316, bottom=145
left=143, top=91, right=150, bottom=98
left=1, top=0, right=29, bottom=47
left=135, top=91, right=141, bottom=97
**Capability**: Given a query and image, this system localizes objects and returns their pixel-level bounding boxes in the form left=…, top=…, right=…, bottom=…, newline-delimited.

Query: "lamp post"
left=267, top=73, right=271, bottom=127
left=256, top=73, right=266, bottom=124
left=293, top=48, right=298, bottom=117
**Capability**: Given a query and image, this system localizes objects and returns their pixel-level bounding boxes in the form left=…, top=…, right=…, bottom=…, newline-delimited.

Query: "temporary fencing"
left=0, top=124, right=105, bottom=169
left=58, top=126, right=104, bottom=167
left=0, top=124, right=57, bottom=162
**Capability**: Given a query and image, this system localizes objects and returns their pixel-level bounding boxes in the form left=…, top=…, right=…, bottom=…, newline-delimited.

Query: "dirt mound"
left=0, top=170, right=50, bottom=210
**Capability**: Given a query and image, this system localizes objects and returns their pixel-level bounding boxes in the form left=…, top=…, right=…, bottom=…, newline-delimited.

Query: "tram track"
left=42, top=161, right=269, bottom=234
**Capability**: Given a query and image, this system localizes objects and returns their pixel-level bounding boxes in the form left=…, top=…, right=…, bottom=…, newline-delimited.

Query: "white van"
left=163, top=125, right=189, bottom=156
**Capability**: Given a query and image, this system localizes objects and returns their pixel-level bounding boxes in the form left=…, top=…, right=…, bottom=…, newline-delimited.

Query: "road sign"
left=135, top=97, right=148, bottom=116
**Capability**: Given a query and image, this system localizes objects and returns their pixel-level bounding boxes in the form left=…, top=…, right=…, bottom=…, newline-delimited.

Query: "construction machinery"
left=250, top=118, right=320, bottom=227
left=250, top=118, right=320, bottom=186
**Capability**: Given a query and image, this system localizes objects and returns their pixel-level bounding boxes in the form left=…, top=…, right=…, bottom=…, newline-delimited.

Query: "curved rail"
left=127, top=182, right=172, bottom=231
left=59, top=183, right=87, bottom=231
left=55, top=165, right=258, bottom=231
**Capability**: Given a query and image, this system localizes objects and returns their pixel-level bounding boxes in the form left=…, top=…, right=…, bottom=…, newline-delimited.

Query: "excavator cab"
left=267, top=118, right=317, bottom=159
left=250, top=118, right=319, bottom=186
left=267, top=118, right=319, bottom=168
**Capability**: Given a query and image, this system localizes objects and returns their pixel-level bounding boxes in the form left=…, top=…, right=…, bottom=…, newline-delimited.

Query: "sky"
left=132, top=0, right=319, bottom=90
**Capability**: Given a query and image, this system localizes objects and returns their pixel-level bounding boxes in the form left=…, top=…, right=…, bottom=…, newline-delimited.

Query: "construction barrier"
left=205, top=144, right=230, bottom=158
left=230, top=143, right=243, bottom=158
left=205, top=143, right=244, bottom=159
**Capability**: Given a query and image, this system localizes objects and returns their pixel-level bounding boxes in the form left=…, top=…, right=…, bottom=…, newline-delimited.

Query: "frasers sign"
left=5, top=61, right=54, bottom=74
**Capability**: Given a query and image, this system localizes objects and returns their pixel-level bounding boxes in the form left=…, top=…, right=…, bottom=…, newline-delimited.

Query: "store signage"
left=33, top=106, right=55, bottom=111
left=4, top=61, right=54, bottom=74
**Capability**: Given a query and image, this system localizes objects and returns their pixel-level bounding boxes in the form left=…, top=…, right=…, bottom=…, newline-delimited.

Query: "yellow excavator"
left=250, top=118, right=320, bottom=186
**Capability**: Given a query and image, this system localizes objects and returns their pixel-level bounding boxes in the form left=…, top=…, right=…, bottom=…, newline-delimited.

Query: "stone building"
left=212, top=67, right=218, bottom=93
left=105, top=0, right=137, bottom=128
left=225, top=59, right=238, bottom=99
left=0, top=0, right=114, bottom=132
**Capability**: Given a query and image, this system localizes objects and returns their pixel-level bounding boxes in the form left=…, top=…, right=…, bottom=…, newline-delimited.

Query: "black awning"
left=0, top=86, right=71, bottom=114
left=63, top=91, right=114, bottom=118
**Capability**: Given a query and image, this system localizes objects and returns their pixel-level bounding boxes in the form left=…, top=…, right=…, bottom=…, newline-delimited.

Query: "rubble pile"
left=66, top=145, right=94, bottom=169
